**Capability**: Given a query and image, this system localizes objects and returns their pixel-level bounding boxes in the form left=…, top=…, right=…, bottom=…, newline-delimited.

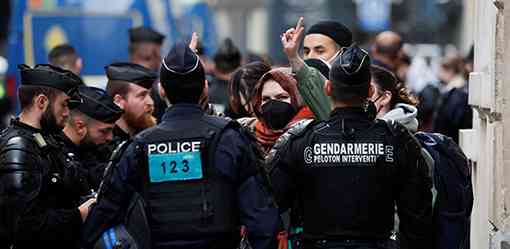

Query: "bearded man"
left=104, top=62, right=158, bottom=156
left=0, top=64, right=96, bottom=249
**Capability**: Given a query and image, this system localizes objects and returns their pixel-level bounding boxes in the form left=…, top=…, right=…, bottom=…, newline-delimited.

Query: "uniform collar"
left=10, top=118, right=43, bottom=133
left=55, top=130, right=77, bottom=147
left=113, top=125, right=131, bottom=140
left=330, top=107, right=372, bottom=121
left=162, top=104, right=204, bottom=121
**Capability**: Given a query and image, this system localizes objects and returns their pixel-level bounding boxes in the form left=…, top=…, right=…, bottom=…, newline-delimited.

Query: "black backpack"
left=414, top=132, right=474, bottom=249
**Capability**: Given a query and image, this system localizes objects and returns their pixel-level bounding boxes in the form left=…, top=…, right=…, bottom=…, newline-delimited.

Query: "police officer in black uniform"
left=269, top=45, right=432, bottom=249
left=55, top=85, right=124, bottom=191
left=128, top=26, right=167, bottom=122
left=82, top=42, right=280, bottom=249
left=103, top=62, right=158, bottom=157
left=0, top=64, right=96, bottom=249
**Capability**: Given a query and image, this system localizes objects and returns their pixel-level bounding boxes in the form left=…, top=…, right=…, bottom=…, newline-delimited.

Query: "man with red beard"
left=55, top=85, right=124, bottom=191
left=104, top=62, right=158, bottom=155
left=0, top=64, right=96, bottom=249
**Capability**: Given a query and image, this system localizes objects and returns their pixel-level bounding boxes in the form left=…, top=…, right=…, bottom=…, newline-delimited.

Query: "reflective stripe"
left=102, top=230, right=112, bottom=249
left=109, top=228, right=117, bottom=246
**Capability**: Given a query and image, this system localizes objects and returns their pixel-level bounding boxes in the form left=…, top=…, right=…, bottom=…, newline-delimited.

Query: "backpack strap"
left=97, top=140, right=131, bottom=199
left=414, top=132, right=439, bottom=205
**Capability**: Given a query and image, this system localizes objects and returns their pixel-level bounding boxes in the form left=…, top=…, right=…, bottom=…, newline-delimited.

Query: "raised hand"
left=281, top=17, right=305, bottom=59
left=189, top=32, right=199, bottom=53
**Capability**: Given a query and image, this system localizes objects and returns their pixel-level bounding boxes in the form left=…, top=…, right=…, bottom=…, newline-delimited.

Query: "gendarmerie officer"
left=128, top=26, right=169, bottom=122
left=56, top=85, right=124, bottom=191
left=81, top=42, right=280, bottom=249
left=0, top=64, right=96, bottom=249
left=103, top=62, right=158, bottom=157
left=269, top=45, right=432, bottom=249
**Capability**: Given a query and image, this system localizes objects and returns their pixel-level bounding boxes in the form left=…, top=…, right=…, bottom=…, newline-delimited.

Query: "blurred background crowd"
left=0, top=0, right=473, bottom=142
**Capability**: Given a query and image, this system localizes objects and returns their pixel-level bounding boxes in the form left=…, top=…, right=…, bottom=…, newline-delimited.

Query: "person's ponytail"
left=394, top=81, right=417, bottom=107
left=370, top=65, right=418, bottom=108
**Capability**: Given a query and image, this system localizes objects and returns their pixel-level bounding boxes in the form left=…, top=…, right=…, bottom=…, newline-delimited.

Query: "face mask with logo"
left=261, top=99, right=297, bottom=130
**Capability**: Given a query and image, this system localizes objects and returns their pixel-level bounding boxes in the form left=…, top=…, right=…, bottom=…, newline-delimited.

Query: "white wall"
left=461, top=0, right=510, bottom=248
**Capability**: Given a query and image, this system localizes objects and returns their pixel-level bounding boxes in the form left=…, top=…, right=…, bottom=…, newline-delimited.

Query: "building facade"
left=460, top=0, right=510, bottom=248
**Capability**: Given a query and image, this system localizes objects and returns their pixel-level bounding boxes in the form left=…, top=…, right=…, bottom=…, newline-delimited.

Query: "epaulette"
left=32, top=133, right=47, bottom=148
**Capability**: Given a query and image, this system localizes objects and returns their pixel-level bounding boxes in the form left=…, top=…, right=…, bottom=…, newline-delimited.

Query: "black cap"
left=129, top=27, right=165, bottom=44
left=18, top=64, right=83, bottom=108
left=160, top=41, right=205, bottom=89
left=305, top=58, right=330, bottom=79
left=329, top=45, right=371, bottom=99
left=77, top=86, right=123, bottom=124
left=306, top=21, right=353, bottom=48
left=105, top=62, right=157, bottom=89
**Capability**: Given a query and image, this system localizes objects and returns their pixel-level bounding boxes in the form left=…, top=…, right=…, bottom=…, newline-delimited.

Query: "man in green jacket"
left=281, top=17, right=354, bottom=121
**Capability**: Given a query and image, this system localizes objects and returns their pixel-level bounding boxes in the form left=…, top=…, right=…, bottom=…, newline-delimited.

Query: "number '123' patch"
left=148, top=151, right=203, bottom=183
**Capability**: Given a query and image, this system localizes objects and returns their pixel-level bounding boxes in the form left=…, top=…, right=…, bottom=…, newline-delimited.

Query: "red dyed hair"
left=252, top=69, right=302, bottom=119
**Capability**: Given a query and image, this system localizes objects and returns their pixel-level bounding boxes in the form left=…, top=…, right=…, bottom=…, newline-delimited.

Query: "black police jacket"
left=81, top=104, right=279, bottom=249
left=52, top=131, right=97, bottom=193
left=269, top=107, right=433, bottom=249
left=0, top=119, right=85, bottom=249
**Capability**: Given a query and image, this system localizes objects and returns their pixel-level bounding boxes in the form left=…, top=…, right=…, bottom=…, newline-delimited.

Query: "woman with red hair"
left=246, top=69, right=315, bottom=154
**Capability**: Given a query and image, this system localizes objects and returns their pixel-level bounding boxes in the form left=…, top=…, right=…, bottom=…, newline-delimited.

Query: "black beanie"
left=306, top=21, right=353, bottom=47
left=329, top=44, right=371, bottom=100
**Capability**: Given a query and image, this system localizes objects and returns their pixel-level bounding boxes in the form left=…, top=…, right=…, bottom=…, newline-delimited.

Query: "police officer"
left=0, top=64, right=96, bottom=249
left=128, top=26, right=165, bottom=71
left=104, top=62, right=158, bottom=156
left=82, top=42, right=280, bottom=249
left=269, top=45, right=432, bottom=249
left=56, top=85, right=124, bottom=190
left=82, top=63, right=159, bottom=249
left=128, top=26, right=168, bottom=122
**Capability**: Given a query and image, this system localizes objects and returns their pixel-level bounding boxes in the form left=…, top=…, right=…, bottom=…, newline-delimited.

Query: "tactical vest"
left=0, top=126, right=44, bottom=248
left=0, top=122, right=87, bottom=248
left=137, top=115, right=239, bottom=248
left=0, top=125, right=84, bottom=206
left=296, top=120, right=399, bottom=240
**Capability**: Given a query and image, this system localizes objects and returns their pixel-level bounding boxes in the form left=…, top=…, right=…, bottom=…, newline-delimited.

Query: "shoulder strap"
left=109, top=140, right=131, bottom=162
left=97, top=140, right=132, bottom=198
left=265, top=119, right=317, bottom=170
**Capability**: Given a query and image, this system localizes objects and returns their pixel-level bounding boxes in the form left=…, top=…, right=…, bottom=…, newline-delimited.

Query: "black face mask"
left=369, top=94, right=384, bottom=119
left=261, top=99, right=297, bottom=130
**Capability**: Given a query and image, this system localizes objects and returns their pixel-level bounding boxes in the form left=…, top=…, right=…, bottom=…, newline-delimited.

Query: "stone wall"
left=461, top=1, right=510, bottom=248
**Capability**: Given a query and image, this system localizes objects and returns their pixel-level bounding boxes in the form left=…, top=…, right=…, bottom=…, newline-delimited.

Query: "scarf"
left=255, top=106, right=314, bottom=154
